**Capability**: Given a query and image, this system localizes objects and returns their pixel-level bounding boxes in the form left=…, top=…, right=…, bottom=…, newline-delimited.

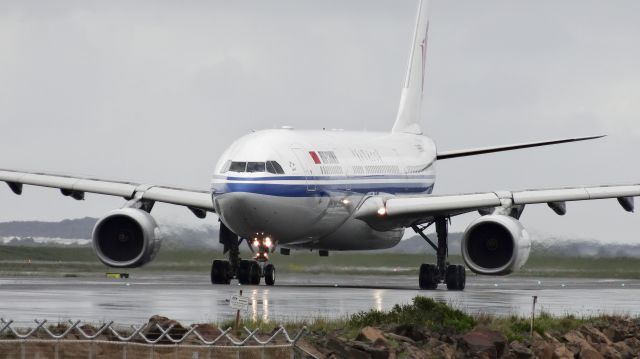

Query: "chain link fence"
left=0, top=318, right=309, bottom=359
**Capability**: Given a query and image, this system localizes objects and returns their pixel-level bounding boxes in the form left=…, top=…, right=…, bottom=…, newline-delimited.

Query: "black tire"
left=238, top=260, right=252, bottom=285
left=445, top=264, right=459, bottom=290
left=264, top=264, right=276, bottom=286
left=222, top=260, right=232, bottom=284
left=457, top=265, right=466, bottom=290
left=211, top=260, right=231, bottom=284
left=446, top=265, right=466, bottom=291
left=419, top=264, right=438, bottom=290
left=249, top=261, right=261, bottom=285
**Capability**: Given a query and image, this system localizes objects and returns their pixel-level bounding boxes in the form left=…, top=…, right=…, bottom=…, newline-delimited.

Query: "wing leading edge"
left=0, top=169, right=214, bottom=214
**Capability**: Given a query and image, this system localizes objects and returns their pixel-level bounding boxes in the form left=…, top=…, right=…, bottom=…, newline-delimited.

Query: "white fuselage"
left=211, top=129, right=436, bottom=250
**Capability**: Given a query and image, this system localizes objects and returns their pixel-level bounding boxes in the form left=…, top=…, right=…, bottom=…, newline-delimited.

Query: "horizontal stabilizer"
left=436, top=135, right=605, bottom=160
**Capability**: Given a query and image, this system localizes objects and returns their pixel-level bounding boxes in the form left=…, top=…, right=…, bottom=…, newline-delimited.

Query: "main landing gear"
left=210, top=224, right=276, bottom=286
left=412, top=217, right=466, bottom=291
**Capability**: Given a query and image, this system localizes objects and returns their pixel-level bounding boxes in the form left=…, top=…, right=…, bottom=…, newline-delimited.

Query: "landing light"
left=253, top=240, right=260, bottom=247
left=265, top=237, right=272, bottom=247
left=341, top=199, right=350, bottom=205
left=377, top=207, right=387, bottom=216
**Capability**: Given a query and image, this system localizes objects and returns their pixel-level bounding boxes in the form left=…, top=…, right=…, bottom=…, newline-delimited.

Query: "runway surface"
left=0, top=273, right=638, bottom=325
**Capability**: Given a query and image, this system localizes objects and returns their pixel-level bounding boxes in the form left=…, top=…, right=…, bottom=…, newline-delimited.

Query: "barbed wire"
left=0, top=318, right=306, bottom=347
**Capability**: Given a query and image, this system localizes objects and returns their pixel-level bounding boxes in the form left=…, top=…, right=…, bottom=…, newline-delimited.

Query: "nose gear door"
left=291, top=148, right=316, bottom=191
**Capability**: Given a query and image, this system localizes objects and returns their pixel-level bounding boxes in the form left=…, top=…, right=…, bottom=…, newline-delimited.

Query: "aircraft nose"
left=214, top=192, right=266, bottom=237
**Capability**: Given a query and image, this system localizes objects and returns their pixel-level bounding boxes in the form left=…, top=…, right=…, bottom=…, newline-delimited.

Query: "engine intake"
left=92, top=208, right=160, bottom=268
left=461, top=215, right=531, bottom=275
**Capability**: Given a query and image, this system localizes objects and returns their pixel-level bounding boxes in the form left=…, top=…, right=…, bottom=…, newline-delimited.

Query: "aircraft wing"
left=0, top=169, right=214, bottom=215
left=436, top=135, right=605, bottom=160
left=355, top=184, right=640, bottom=227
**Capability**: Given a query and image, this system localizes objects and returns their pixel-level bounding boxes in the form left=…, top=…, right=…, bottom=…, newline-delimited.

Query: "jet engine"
left=461, top=215, right=531, bottom=275
left=92, top=208, right=161, bottom=268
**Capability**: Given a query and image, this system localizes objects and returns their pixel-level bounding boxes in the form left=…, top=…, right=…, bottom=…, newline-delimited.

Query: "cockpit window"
left=220, top=160, right=232, bottom=173
left=246, top=162, right=266, bottom=173
left=228, top=161, right=247, bottom=172
left=223, top=160, right=285, bottom=174
left=267, top=161, right=285, bottom=174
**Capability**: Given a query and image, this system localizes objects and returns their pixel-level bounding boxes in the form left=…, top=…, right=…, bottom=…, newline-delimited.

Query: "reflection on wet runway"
left=0, top=273, right=638, bottom=325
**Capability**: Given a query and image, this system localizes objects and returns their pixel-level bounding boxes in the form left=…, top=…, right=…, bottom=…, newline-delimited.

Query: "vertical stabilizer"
left=392, top=0, right=429, bottom=135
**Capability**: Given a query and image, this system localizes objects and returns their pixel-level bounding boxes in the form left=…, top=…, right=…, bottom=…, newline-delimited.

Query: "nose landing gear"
left=237, top=259, right=261, bottom=285
left=210, top=224, right=277, bottom=286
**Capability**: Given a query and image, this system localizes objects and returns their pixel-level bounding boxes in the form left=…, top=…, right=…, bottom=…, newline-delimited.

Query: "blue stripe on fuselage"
left=211, top=175, right=435, bottom=197
left=216, top=183, right=433, bottom=197
left=212, top=174, right=434, bottom=181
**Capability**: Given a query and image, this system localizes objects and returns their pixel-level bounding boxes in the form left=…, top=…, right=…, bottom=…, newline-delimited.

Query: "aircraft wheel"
left=446, top=265, right=466, bottom=291
left=457, top=265, right=466, bottom=290
left=238, top=260, right=252, bottom=284
left=419, top=263, right=438, bottom=290
left=249, top=261, right=261, bottom=285
left=264, top=264, right=276, bottom=286
left=211, top=260, right=231, bottom=284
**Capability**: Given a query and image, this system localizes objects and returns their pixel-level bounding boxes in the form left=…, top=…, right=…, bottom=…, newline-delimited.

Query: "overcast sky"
left=1, top=0, right=639, bottom=243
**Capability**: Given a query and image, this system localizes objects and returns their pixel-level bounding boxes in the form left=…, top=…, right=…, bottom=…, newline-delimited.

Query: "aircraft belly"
left=293, top=218, right=404, bottom=251
left=214, top=192, right=351, bottom=244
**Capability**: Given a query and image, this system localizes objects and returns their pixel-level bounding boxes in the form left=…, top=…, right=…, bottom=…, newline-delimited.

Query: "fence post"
left=234, top=289, right=243, bottom=335
left=20, top=339, right=25, bottom=359
left=123, top=343, right=127, bottom=359
left=530, top=296, right=538, bottom=337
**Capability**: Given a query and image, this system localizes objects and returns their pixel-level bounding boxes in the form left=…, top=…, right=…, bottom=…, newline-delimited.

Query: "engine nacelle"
left=92, top=208, right=161, bottom=268
left=461, top=215, right=531, bottom=275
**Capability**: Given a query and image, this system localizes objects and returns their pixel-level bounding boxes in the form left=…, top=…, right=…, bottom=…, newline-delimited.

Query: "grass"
left=478, top=313, right=576, bottom=341
left=205, top=296, right=625, bottom=342
left=477, top=311, right=610, bottom=342
left=1, top=245, right=640, bottom=279
left=206, top=297, right=476, bottom=338
left=348, top=296, right=476, bottom=334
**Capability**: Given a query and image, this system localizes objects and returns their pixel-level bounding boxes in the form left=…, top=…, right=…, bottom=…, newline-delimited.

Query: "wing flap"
left=143, top=187, right=214, bottom=210
left=585, top=185, right=640, bottom=200
left=20, top=174, right=79, bottom=189
left=0, top=170, right=24, bottom=183
left=512, top=185, right=640, bottom=204
left=72, top=179, right=136, bottom=198
left=386, top=193, right=501, bottom=217
left=512, top=188, right=590, bottom=204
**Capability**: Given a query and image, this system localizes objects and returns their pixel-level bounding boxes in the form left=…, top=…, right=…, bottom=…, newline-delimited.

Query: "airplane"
left=1, top=0, right=638, bottom=291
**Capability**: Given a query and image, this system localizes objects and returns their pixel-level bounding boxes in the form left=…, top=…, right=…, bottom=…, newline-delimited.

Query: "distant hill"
left=0, top=217, right=220, bottom=249
left=1, top=217, right=640, bottom=258
left=0, top=217, right=96, bottom=239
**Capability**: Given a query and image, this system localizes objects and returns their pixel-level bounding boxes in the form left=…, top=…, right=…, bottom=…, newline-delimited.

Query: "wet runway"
left=1, top=273, right=638, bottom=325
